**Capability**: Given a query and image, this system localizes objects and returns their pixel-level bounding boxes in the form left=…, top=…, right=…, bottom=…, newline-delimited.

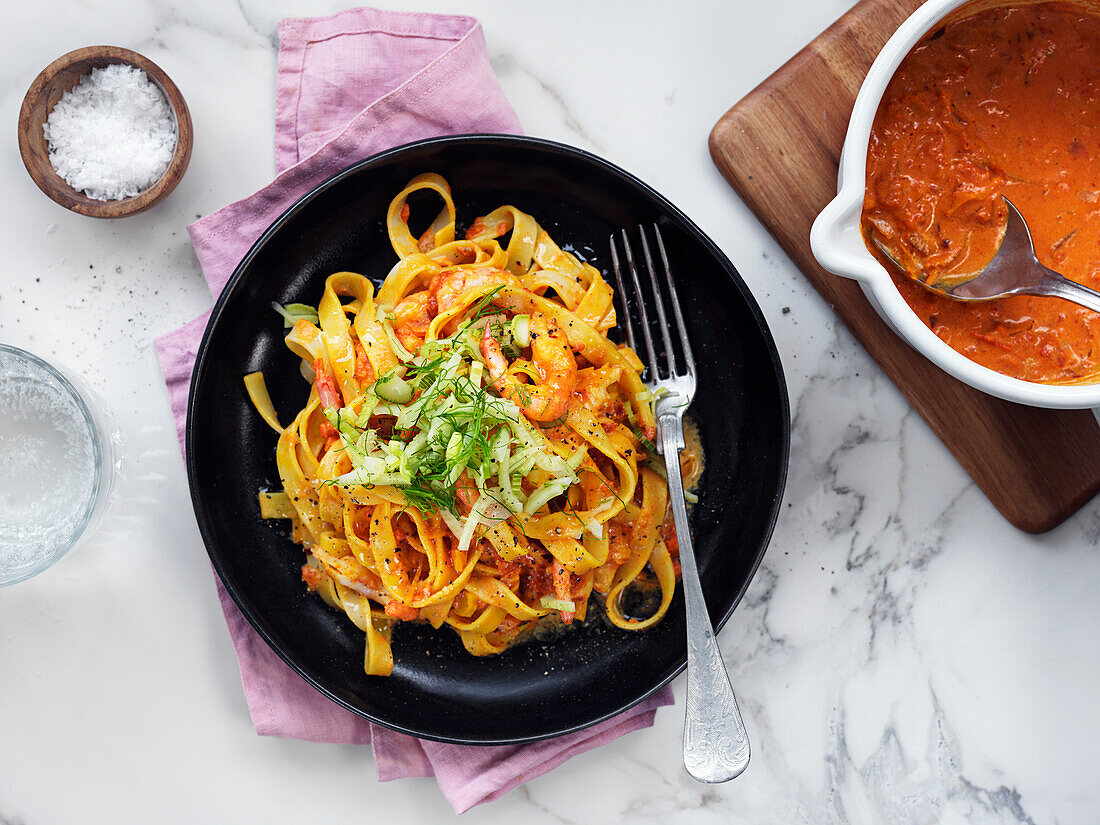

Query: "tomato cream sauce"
left=862, top=1, right=1100, bottom=384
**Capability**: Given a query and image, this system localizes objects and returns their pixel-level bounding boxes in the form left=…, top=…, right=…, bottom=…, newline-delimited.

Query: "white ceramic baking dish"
left=809, top=0, right=1100, bottom=410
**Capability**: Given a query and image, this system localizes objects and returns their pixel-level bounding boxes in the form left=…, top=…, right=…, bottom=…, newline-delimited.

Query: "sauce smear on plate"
left=863, top=1, right=1100, bottom=384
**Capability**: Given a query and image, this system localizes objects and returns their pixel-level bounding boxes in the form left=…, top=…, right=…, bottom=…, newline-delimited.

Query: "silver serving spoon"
left=872, top=197, right=1100, bottom=312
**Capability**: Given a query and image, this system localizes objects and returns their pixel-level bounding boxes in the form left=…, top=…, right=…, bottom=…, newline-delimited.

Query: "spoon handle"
left=1038, top=271, right=1100, bottom=314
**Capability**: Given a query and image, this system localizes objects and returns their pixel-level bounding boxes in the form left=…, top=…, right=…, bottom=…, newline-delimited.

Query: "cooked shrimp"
left=352, top=340, right=375, bottom=385
left=480, top=312, right=577, bottom=422
left=313, top=357, right=342, bottom=409
left=385, top=598, right=420, bottom=621
left=309, top=546, right=383, bottom=600
left=552, top=560, right=575, bottom=624
left=393, top=291, right=434, bottom=353
left=430, top=266, right=520, bottom=315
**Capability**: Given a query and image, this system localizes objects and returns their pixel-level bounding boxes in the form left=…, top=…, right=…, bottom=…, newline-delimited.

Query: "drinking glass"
left=0, top=344, right=119, bottom=586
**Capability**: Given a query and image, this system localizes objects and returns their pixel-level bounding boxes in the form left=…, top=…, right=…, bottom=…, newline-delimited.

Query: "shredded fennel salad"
left=275, top=292, right=663, bottom=542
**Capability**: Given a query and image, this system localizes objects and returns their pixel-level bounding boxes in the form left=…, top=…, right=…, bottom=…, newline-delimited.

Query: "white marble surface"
left=2, top=0, right=1098, bottom=822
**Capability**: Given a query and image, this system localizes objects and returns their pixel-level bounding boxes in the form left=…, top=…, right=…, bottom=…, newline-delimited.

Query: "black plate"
left=186, top=135, right=789, bottom=745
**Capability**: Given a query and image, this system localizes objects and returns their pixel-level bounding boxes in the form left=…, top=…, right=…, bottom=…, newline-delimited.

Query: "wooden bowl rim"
left=17, top=45, right=193, bottom=219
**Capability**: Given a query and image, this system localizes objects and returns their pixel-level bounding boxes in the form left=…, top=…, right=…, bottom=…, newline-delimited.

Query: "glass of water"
left=0, top=344, right=119, bottom=586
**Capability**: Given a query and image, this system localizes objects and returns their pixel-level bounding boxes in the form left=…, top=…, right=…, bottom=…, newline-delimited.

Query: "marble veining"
left=490, top=53, right=608, bottom=154
left=1, top=0, right=1098, bottom=823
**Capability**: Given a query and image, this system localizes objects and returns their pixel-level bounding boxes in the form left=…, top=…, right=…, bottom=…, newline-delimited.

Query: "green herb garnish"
left=326, top=299, right=577, bottom=521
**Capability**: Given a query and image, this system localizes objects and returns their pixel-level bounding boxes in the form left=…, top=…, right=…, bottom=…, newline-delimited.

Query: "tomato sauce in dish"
left=862, top=1, right=1100, bottom=384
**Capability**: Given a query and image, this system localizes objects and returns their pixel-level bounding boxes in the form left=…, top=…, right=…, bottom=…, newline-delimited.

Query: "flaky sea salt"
left=43, top=63, right=176, bottom=201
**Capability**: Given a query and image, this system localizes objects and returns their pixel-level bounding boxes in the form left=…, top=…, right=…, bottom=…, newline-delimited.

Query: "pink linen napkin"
left=155, top=7, right=673, bottom=813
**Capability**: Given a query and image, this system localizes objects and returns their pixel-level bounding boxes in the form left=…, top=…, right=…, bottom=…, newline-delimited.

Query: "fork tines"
left=609, top=224, right=695, bottom=383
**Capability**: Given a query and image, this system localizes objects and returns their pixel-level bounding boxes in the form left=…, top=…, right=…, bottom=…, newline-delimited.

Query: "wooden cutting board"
left=709, top=0, right=1100, bottom=533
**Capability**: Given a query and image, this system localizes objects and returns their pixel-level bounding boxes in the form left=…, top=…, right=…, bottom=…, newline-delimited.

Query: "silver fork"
left=610, top=224, right=750, bottom=783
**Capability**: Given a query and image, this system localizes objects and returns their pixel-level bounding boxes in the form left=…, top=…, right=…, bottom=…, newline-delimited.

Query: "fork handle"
left=659, top=414, right=750, bottom=783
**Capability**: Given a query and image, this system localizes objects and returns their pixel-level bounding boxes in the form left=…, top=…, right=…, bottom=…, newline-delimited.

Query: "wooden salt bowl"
left=17, top=46, right=193, bottom=218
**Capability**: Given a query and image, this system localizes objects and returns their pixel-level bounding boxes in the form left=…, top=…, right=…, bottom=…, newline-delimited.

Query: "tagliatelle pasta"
left=244, top=173, right=700, bottom=676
